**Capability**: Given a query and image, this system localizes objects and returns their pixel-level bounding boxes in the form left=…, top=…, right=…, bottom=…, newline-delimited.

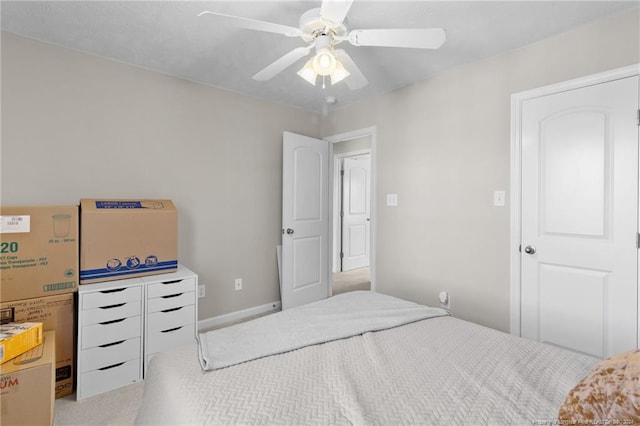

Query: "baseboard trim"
left=198, top=300, right=282, bottom=331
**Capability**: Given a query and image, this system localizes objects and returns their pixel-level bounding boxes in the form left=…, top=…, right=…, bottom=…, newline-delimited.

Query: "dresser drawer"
left=147, top=323, right=195, bottom=355
left=81, top=300, right=142, bottom=326
left=147, top=291, right=195, bottom=313
left=80, top=337, right=141, bottom=373
left=82, top=286, right=142, bottom=309
left=78, top=358, right=141, bottom=399
left=146, top=277, right=196, bottom=298
left=148, top=305, right=195, bottom=334
left=81, top=316, right=142, bottom=349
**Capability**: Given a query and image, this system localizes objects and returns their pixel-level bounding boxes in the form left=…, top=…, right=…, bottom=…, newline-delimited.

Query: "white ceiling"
left=2, top=1, right=637, bottom=112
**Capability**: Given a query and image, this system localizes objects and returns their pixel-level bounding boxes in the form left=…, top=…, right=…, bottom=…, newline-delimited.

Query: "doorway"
left=334, top=150, right=371, bottom=294
left=325, top=127, right=377, bottom=296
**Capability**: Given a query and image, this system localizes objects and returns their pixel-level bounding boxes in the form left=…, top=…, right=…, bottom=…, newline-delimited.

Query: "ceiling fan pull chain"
left=322, top=75, right=326, bottom=89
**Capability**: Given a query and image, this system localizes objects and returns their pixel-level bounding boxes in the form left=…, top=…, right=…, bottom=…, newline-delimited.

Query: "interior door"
left=341, top=156, right=370, bottom=271
left=281, top=131, right=329, bottom=310
left=520, top=76, right=639, bottom=358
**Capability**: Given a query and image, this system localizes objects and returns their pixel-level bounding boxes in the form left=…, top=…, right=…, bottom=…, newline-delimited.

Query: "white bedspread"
left=198, top=291, right=449, bottom=370
left=135, top=292, right=597, bottom=426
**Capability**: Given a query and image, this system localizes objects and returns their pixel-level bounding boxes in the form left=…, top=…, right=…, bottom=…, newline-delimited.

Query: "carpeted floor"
left=332, top=267, right=371, bottom=294
left=54, top=380, right=143, bottom=425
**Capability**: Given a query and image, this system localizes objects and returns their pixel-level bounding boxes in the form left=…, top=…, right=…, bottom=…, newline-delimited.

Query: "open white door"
left=281, top=131, right=329, bottom=310
left=341, top=156, right=371, bottom=271
left=520, top=76, right=638, bottom=358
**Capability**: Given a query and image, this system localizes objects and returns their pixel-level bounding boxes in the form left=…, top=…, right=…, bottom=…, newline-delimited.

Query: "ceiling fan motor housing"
left=299, top=8, right=347, bottom=42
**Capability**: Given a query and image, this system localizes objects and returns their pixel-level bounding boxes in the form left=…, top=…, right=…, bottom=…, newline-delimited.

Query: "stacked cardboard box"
left=80, top=199, right=178, bottom=284
left=1, top=294, right=75, bottom=398
left=0, top=205, right=78, bottom=301
left=0, top=205, right=78, bottom=398
left=0, top=331, right=56, bottom=426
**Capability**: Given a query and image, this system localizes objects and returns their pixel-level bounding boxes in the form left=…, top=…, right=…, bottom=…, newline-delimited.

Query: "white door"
left=521, top=76, right=639, bottom=358
left=281, top=131, right=329, bottom=310
left=341, top=156, right=370, bottom=271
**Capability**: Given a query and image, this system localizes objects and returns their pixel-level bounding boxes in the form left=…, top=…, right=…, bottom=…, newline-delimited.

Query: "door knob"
left=524, top=245, right=536, bottom=255
left=286, top=228, right=294, bottom=235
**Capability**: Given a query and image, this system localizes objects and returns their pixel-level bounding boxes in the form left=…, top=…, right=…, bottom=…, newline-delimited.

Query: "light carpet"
left=54, top=381, right=143, bottom=426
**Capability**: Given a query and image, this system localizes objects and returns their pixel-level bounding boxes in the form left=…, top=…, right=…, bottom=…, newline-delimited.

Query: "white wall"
left=322, top=9, right=640, bottom=332
left=1, top=32, right=322, bottom=320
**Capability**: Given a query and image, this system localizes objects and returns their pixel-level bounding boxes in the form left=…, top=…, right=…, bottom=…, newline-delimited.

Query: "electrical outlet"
left=234, top=278, right=243, bottom=291
left=439, top=291, right=450, bottom=309
left=198, top=285, right=205, bottom=298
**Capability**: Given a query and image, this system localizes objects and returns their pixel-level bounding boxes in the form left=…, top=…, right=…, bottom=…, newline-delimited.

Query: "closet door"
left=341, top=156, right=371, bottom=271
left=520, top=76, right=639, bottom=358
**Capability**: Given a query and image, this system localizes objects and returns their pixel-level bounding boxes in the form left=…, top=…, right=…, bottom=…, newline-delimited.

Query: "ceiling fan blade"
left=198, top=11, right=301, bottom=37
left=348, top=28, right=446, bottom=49
left=253, top=46, right=312, bottom=81
left=320, top=0, right=354, bottom=24
left=334, top=49, right=368, bottom=90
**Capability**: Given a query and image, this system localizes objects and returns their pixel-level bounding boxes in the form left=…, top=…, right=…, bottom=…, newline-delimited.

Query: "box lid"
left=80, top=199, right=176, bottom=213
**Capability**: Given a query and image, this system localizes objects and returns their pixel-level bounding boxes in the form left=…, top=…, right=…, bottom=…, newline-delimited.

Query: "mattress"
left=135, top=292, right=597, bottom=425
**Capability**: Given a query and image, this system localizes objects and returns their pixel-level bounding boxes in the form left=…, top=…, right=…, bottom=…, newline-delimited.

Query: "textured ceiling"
left=2, top=1, right=638, bottom=112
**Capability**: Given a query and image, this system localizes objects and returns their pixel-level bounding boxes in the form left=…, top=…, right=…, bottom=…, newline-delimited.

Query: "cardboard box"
left=0, top=294, right=75, bottom=398
left=80, top=199, right=178, bottom=284
left=0, top=322, right=43, bottom=364
left=0, top=205, right=79, bottom=302
left=0, top=331, right=55, bottom=426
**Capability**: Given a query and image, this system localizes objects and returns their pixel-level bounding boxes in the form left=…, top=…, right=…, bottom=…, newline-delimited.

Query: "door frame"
left=332, top=149, right=371, bottom=273
left=325, top=126, right=377, bottom=295
left=509, top=64, right=640, bottom=337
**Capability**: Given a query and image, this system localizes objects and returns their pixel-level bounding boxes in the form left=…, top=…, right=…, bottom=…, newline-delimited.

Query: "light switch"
left=386, top=193, right=398, bottom=207
left=493, top=190, right=505, bottom=207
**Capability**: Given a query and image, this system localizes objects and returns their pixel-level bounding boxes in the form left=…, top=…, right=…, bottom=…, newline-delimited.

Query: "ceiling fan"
left=199, top=0, right=446, bottom=90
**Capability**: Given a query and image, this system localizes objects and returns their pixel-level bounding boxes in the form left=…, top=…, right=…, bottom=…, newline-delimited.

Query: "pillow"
left=558, top=349, right=640, bottom=423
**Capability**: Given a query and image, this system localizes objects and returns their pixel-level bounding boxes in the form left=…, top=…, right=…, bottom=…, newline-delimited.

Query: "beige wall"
left=322, top=9, right=640, bottom=332
left=1, top=32, right=322, bottom=320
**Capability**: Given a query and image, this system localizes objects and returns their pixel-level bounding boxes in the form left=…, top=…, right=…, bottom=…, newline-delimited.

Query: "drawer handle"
left=161, top=279, right=183, bottom=285
left=100, top=303, right=126, bottom=310
left=161, top=307, right=183, bottom=313
left=99, top=340, right=125, bottom=348
left=161, top=326, right=183, bottom=333
left=99, top=318, right=126, bottom=325
left=100, top=288, right=126, bottom=294
left=161, top=293, right=183, bottom=299
left=98, top=362, right=125, bottom=371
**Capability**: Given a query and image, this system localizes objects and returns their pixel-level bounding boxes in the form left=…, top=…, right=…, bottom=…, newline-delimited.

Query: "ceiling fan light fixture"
left=330, top=60, right=350, bottom=85
left=312, top=48, right=337, bottom=76
left=297, top=59, right=317, bottom=85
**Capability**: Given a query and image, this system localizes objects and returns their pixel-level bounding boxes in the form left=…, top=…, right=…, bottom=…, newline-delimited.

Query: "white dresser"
left=142, top=268, right=198, bottom=373
left=76, top=265, right=198, bottom=400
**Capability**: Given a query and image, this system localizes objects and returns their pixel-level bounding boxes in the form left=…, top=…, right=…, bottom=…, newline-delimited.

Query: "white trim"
left=325, top=126, right=378, bottom=293
left=510, top=64, right=640, bottom=337
left=198, top=301, right=281, bottom=331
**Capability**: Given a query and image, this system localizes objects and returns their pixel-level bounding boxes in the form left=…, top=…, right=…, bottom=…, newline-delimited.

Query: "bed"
left=134, top=290, right=617, bottom=425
